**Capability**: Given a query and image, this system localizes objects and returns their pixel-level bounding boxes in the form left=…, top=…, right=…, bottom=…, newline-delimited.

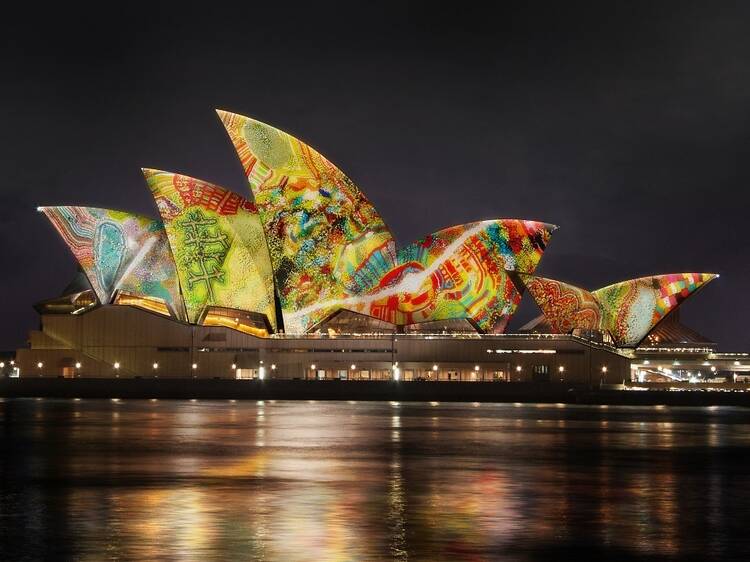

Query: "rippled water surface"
left=2, top=399, right=750, bottom=561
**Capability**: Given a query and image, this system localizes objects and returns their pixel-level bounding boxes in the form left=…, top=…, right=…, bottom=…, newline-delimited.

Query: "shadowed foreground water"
left=1, top=399, right=750, bottom=561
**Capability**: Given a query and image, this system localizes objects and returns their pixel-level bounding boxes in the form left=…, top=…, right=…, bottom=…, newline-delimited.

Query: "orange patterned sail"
left=522, top=275, right=602, bottom=334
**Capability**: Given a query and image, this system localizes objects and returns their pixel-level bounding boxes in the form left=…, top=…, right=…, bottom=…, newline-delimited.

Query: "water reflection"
left=1, top=400, right=750, bottom=560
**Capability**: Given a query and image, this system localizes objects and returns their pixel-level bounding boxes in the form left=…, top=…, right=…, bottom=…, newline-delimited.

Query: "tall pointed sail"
left=218, top=109, right=396, bottom=332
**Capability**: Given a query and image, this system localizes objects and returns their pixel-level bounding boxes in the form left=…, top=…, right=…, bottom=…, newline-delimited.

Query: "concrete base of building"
left=3, top=378, right=750, bottom=406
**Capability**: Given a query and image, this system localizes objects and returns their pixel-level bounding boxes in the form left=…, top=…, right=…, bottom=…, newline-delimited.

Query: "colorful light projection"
left=143, top=169, right=277, bottom=329
left=523, top=273, right=717, bottom=347
left=39, top=206, right=185, bottom=319
left=593, top=273, right=717, bottom=347
left=521, top=275, right=602, bottom=334
left=219, top=109, right=555, bottom=333
left=291, top=220, right=555, bottom=333
left=217, top=109, right=397, bottom=330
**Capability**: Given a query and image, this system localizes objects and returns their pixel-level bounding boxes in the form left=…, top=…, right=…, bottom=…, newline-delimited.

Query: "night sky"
left=3, top=2, right=749, bottom=350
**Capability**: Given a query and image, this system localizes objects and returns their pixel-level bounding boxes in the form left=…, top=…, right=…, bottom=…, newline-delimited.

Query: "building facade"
left=15, top=109, right=727, bottom=387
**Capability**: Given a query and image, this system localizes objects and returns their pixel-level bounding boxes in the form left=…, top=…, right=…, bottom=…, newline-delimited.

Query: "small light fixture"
left=114, top=362, right=120, bottom=370
left=474, top=365, right=480, bottom=371
left=271, top=364, right=276, bottom=370
left=37, top=362, right=43, bottom=369
left=0, top=362, right=4, bottom=369
left=710, top=366, right=717, bottom=372
left=153, top=362, right=159, bottom=370
left=311, top=364, right=316, bottom=370
left=350, top=364, right=356, bottom=370
left=192, top=363, right=197, bottom=370
left=75, top=362, right=81, bottom=370
left=515, top=365, right=522, bottom=372
left=602, top=366, right=608, bottom=373
left=558, top=365, right=565, bottom=373
left=231, top=363, right=237, bottom=370
left=432, top=364, right=438, bottom=371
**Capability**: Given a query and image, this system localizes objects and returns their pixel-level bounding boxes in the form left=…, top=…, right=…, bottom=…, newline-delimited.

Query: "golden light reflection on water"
left=2, top=400, right=750, bottom=560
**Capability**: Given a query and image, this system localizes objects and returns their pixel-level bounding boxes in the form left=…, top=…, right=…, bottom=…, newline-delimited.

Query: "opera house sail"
left=523, top=273, right=717, bottom=347
left=144, top=169, right=278, bottom=334
left=39, top=206, right=185, bottom=319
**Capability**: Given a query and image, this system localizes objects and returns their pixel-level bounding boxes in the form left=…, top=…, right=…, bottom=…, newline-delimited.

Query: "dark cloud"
left=2, top=1, right=749, bottom=349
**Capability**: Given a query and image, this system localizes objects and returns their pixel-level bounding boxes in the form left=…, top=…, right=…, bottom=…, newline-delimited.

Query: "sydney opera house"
left=12, top=110, right=745, bottom=385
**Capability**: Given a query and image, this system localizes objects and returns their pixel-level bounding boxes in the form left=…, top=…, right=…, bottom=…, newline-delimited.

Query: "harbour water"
left=1, top=399, right=749, bottom=560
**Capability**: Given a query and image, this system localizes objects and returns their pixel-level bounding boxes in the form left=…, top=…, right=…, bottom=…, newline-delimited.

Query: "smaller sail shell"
left=39, top=206, right=185, bottom=319
left=523, top=273, right=718, bottom=347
